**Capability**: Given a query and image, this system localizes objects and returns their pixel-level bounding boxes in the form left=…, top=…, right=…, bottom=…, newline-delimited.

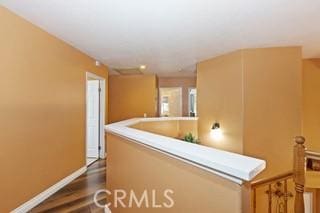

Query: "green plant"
left=183, top=132, right=199, bottom=144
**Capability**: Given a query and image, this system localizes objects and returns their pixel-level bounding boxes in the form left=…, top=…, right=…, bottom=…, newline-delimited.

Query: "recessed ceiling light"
left=140, top=65, right=147, bottom=70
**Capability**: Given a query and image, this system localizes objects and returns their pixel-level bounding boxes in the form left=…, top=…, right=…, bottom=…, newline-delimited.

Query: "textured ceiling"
left=1, top=0, right=320, bottom=76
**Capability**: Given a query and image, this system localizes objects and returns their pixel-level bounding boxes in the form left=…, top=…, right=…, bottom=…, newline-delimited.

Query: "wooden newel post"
left=293, top=136, right=306, bottom=213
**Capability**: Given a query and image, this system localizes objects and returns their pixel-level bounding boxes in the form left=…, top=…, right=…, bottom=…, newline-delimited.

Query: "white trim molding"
left=12, top=166, right=87, bottom=213
left=86, top=71, right=106, bottom=159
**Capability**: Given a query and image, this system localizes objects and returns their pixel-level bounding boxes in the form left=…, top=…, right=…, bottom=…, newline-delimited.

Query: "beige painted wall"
left=242, top=47, right=302, bottom=179
left=0, top=7, right=109, bottom=212
left=197, top=51, right=244, bottom=154
left=303, top=59, right=320, bottom=152
left=158, top=77, right=196, bottom=116
left=130, top=120, right=198, bottom=139
left=197, top=47, right=302, bottom=179
left=108, top=75, right=157, bottom=123
left=107, top=133, right=243, bottom=213
left=178, top=120, right=198, bottom=139
left=131, top=121, right=180, bottom=138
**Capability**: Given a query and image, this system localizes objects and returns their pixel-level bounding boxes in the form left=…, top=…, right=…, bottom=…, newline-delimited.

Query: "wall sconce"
left=211, top=122, right=223, bottom=140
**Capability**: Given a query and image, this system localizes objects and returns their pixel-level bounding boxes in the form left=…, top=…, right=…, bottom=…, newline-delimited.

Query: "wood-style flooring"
left=31, top=159, right=106, bottom=213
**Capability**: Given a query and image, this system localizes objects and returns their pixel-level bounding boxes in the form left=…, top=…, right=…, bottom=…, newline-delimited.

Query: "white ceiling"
left=1, top=0, right=320, bottom=76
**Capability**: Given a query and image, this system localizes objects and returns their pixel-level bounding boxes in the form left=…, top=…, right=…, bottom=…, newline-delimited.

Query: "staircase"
left=251, top=137, right=320, bottom=213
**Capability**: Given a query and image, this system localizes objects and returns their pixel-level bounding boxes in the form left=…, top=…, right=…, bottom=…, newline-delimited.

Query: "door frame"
left=85, top=72, right=106, bottom=161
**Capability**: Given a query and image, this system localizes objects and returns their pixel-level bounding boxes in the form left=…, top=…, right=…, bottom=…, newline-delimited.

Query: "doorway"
left=188, top=88, right=197, bottom=117
left=159, top=87, right=182, bottom=117
left=86, top=72, right=106, bottom=166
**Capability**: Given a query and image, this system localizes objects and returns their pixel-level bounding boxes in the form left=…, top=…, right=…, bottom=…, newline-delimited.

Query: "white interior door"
left=87, top=80, right=100, bottom=158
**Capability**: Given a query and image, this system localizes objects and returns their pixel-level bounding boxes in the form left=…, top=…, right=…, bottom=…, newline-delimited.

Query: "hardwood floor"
left=31, top=159, right=106, bottom=213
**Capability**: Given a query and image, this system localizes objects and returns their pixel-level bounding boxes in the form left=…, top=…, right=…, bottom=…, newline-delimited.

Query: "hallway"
left=31, top=160, right=106, bottom=213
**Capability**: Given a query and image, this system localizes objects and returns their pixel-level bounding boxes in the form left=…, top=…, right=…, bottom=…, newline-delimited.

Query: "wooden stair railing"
left=305, top=150, right=320, bottom=161
left=293, top=136, right=305, bottom=213
left=251, top=136, right=307, bottom=213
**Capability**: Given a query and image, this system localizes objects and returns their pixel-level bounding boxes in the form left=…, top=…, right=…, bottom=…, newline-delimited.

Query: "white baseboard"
left=12, top=166, right=87, bottom=213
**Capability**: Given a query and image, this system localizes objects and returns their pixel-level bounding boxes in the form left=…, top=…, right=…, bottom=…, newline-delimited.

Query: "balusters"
left=253, top=188, right=257, bottom=213
left=284, top=179, right=288, bottom=213
left=251, top=136, right=307, bottom=213
left=268, top=184, right=272, bottom=213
